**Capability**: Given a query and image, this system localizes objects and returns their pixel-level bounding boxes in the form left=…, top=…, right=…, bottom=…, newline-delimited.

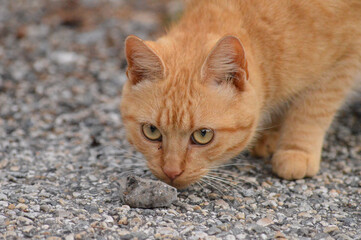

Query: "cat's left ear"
left=124, top=35, right=165, bottom=85
left=201, top=35, right=249, bottom=91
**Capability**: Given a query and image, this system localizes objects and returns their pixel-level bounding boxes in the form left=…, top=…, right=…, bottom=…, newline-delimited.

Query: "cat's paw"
left=251, top=131, right=279, bottom=158
left=271, top=150, right=319, bottom=180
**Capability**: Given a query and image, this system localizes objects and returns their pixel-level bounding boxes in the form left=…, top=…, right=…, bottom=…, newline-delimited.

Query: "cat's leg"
left=271, top=67, right=358, bottom=180
left=251, top=113, right=284, bottom=158
left=251, top=129, right=280, bottom=158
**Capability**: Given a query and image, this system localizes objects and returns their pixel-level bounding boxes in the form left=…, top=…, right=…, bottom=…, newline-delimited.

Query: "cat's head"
left=120, top=35, right=260, bottom=189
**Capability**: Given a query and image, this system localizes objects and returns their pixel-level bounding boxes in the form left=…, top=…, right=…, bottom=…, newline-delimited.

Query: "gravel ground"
left=0, top=0, right=360, bottom=239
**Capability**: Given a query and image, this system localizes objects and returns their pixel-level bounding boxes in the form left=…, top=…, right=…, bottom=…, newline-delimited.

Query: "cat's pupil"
left=200, top=129, right=207, bottom=137
left=150, top=125, right=156, bottom=133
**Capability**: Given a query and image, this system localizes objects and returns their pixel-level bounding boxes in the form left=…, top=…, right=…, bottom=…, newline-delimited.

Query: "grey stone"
left=157, top=227, right=180, bottom=237
left=76, top=30, right=105, bottom=45
left=242, top=189, right=254, bottom=197
left=0, top=193, right=8, bottom=200
left=249, top=224, right=268, bottom=234
left=207, top=226, right=222, bottom=235
left=225, top=235, right=236, bottom=240
left=17, top=216, right=33, bottom=225
left=188, top=194, right=202, bottom=204
left=0, top=215, right=6, bottom=224
left=50, top=51, right=85, bottom=66
left=122, top=175, right=177, bottom=208
left=334, top=234, right=353, bottom=240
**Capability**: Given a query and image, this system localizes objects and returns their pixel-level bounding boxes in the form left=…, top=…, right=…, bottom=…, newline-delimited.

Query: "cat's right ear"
left=124, top=35, right=165, bottom=85
left=201, top=35, right=249, bottom=91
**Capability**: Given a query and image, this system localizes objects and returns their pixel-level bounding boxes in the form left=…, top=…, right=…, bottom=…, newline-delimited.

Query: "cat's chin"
left=164, top=179, right=198, bottom=190
left=151, top=171, right=201, bottom=189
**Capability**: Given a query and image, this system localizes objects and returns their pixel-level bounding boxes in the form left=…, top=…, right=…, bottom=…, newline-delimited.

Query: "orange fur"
left=121, top=0, right=361, bottom=188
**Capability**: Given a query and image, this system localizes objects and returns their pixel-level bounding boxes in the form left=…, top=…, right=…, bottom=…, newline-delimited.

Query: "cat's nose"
left=162, top=165, right=183, bottom=181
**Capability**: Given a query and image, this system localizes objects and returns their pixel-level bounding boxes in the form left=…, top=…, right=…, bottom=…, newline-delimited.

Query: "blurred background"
left=0, top=0, right=184, bottom=162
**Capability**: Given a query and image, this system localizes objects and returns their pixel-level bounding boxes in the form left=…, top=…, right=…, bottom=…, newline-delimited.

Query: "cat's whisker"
left=204, top=174, right=236, bottom=186
left=207, top=170, right=259, bottom=188
left=232, top=152, right=247, bottom=158
left=206, top=174, right=238, bottom=185
left=199, top=178, right=226, bottom=196
left=207, top=169, right=239, bottom=179
left=207, top=163, right=256, bottom=169
left=233, top=176, right=259, bottom=186
left=204, top=179, right=243, bottom=192
left=209, top=169, right=238, bottom=178
left=231, top=156, right=248, bottom=161
left=201, top=164, right=257, bottom=188
left=255, top=124, right=281, bottom=132
left=209, top=168, right=235, bottom=174
left=204, top=175, right=231, bottom=185
left=203, top=180, right=227, bottom=196
left=195, top=181, right=205, bottom=191
left=208, top=170, right=236, bottom=177
left=230, top=158, right=246, bottom=163
left=203, top=175, right=232, bottom=192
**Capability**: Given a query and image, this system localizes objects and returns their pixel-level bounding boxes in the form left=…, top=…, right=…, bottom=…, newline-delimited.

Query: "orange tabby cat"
left=120, top=0, right=361, bottom=189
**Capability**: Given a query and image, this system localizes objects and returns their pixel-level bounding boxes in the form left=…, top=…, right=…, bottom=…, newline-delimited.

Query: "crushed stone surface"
left=0, top=0, right=360, bottom=239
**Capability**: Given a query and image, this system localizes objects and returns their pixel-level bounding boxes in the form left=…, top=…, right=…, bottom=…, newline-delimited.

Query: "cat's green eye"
left=191, top=129, right=214, bottom=145
left=142, top=124, right=162, bottom=141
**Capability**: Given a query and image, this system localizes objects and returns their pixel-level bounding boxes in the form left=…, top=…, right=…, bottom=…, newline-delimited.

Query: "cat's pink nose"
left=162, top=165, right=183, bottom=181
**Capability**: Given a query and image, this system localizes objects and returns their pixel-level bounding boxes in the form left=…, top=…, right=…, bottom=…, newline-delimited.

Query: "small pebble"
left=0, top=194, right=8, bottom=201
left=16, top=203, right=28, bottom=211
left=122, top=176, right=177, bottom=208
left=323, top=225, right=339, bottom=233
left=256, top=218, right=273, bottom=227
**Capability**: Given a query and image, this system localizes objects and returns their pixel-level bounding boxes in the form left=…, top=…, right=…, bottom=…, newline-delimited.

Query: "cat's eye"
left=191, top=129, right=214, bottom=145
left=142, top=124, right=162, bottom=141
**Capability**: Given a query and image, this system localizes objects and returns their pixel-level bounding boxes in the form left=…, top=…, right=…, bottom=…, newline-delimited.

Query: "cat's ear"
left=201, top=35, right=249, bottom=91
left=124, top=35, right=165, bottom=85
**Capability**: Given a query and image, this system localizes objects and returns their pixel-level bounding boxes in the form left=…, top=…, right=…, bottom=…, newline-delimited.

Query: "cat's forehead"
left=156, top=76, right=199, bottom=131
left=152, top=69, right=237, bottom=131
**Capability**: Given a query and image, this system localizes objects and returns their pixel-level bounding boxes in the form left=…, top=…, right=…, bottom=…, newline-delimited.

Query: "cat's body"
left=121, top=0, right=361, bottom=188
